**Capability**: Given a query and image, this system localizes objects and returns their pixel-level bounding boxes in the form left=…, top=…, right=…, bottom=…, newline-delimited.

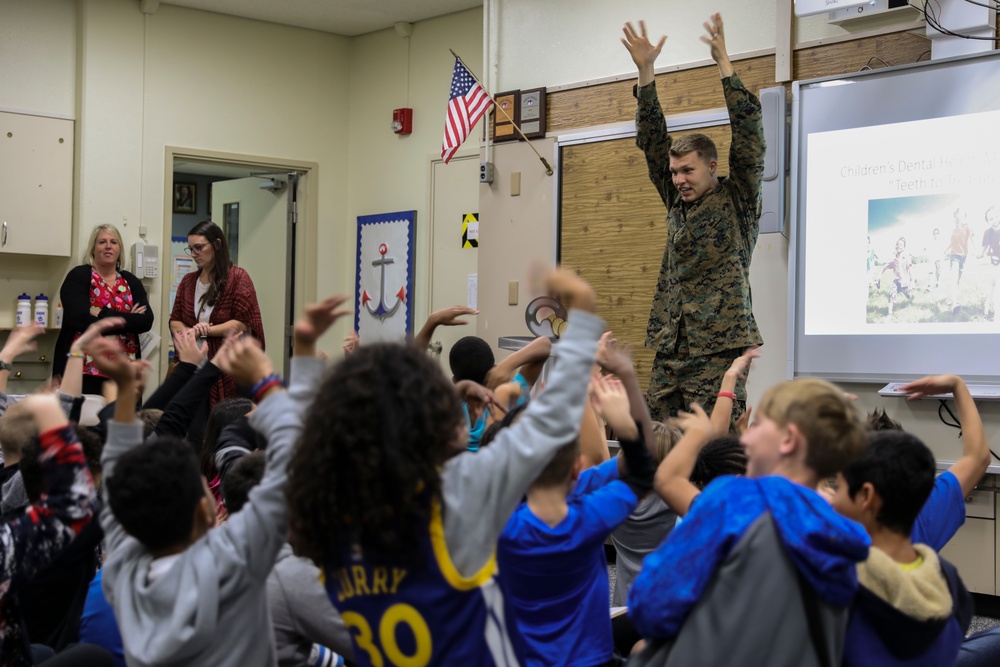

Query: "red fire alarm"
left=391, top=108, right=413, bottom=135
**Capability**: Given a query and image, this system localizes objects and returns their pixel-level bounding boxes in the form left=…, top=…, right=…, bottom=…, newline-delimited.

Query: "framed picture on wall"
left=173, top=183, right=196, bottom=213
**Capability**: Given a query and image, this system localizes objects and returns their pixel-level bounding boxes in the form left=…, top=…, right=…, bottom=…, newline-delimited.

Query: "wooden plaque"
left=493, top=90, right=520, bottom=143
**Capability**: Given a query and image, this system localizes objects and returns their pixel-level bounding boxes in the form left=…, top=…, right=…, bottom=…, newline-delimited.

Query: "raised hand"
left=899, top=374, right=961, bottom=400
left=456, top=380, right=506, bottom=422
left=343, top=331, right=360, bottom=356
left=700, top=13, right=733, bottom=77
left=591, top=374, right=638, bottom=440
left=172, top=327, right=206, bottom=366
left=735, top=405, right=752, bottom=435
left=672, top=402, right=714, bottom=441
left=431, top=305, right=478, bottom=327
left=0, top=324, right=47, bottom=362
left=545, top=267, right=597, bottom=313
left=294, top=295, right=352, bottom=347
left=72, top=317, right=126, bottom=355
left=84, top=338, right=134, bottom=385
left=622, top=20, right=666, bottom=86
left=596, top=332, right=636, bottom=378
left=213, top=336, right=273, bottom=388
left=726, top=346, right=761, bottom=381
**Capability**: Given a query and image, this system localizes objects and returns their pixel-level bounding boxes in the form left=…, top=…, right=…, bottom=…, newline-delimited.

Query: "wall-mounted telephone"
left=131, top=242, right=159, bottom=278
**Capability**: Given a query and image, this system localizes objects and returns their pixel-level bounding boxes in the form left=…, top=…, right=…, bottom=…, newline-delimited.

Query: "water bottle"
left=16, top=294, right=31, bottom=327
left=33, top=294, right=49, bottom=327
left=54, top=302, right=64, bottom=328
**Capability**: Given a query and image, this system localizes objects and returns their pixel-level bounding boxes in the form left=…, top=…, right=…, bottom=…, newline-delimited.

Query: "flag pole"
left=450, top=49, right=554, bottom=176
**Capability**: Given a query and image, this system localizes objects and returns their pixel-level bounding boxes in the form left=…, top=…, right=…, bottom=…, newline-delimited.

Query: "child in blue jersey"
left=831, top=429, right=972, bottom=667
left=286, top=269, right=604, bottom=667
left=497, top=371, right=655, bottom=667
left=865, top=374, right=989, bottom=551
left=629, top=378, right=871, bottom=667
left=425, top=307, right=551, bottom=450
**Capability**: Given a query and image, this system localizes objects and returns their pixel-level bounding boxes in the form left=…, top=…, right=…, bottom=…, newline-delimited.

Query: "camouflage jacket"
left=636, top=72, right=765, bottom=357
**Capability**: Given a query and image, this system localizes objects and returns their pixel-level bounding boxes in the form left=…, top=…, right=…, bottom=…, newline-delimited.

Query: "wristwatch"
left=0, top=359, right=12, bottom=373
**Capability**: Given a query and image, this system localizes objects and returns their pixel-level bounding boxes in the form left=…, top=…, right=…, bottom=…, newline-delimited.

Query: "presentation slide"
left=803, top=110, right=1000, bottom=336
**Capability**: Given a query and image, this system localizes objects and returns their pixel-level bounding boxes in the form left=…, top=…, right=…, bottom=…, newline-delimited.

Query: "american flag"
left=441, top=58, right=493, bottom=163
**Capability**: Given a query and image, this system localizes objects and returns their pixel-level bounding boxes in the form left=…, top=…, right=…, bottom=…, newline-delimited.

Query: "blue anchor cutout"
left=362, top=242, right=406, bottom=321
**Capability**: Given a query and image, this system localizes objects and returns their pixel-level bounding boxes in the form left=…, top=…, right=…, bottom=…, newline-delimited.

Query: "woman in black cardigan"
left=53, top=224, right=154, bottom=395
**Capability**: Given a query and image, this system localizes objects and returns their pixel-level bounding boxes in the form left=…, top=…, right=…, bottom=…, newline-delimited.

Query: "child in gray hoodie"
left=92, top=296, right=350, bottom=667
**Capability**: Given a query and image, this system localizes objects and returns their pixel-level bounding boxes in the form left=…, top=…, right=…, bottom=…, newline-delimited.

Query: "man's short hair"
left=531, top=439, right=581, bottom=488
left=449, top=336, right=495, bottom=385
left=865, top=407, right=903, bottom=433
left=0, top=402, right=37, bottom=461
left=757, top=378, right=866, bottom=479
left=843, top=430, right=936, bottom=535
left=222, top=450, right=266, bottom=514
left=669, top=133, right=718, bottom=163
left=106, top=437, right=206, bottom=551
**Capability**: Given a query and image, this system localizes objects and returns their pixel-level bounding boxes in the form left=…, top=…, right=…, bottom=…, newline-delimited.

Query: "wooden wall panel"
left=560, top=125, right=732, bottom=386
left=547, top=32, right=930, bottom=132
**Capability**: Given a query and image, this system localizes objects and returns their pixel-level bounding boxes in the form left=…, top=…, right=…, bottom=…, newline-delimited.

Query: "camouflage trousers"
left=646, top=322, right=747, bottom=423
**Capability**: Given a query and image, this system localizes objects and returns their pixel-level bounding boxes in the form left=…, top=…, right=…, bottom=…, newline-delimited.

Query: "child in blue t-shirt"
left=497, top=373, right=655, bottom=667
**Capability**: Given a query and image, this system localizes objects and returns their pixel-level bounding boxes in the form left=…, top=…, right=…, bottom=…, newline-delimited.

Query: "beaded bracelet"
left=67, top=351, right=85, bottom=359
left=251, top=373, right=284, bottom=402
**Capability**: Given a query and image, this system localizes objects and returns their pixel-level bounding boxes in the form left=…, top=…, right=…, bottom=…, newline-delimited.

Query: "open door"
left=211, top=176, right=291, bottom=376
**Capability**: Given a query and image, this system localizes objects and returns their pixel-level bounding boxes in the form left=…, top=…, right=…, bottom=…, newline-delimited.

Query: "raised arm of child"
left=413, top=305, right=478, bottom=351
left=486, top=335, right=552, bottom=389
left=441, top=268, right=603, bottom=577
left=592, top=375, right=655, bottom=496
left=0, top=324, right=46, bottom=401
left=217, top=295, right=350, bottom=580
left=709, top=347, right=759, bottom=435
left=901, top=374, right=989, bottom=497
left=653, top=403, right=715, bottom=517
left=597, top=333, right=654, bottom=452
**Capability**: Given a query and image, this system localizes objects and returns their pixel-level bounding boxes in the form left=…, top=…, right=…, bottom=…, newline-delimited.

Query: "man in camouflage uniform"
left=622, top=14, right=765, bottom=421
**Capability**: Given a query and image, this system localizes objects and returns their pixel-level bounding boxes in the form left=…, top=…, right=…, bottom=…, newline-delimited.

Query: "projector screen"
left=790, top=50, right=1000, bottom=382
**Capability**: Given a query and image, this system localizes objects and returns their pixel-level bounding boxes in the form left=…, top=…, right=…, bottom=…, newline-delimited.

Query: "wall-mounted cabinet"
left=0, top=111, right=74, bottom=257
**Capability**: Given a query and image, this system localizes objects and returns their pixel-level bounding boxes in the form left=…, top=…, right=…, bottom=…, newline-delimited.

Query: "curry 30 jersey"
left=324, top=498, right=525, bottom=667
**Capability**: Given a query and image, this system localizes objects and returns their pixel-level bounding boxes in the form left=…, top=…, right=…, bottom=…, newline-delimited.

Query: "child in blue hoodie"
left=628, top=378, right=871, bottom=667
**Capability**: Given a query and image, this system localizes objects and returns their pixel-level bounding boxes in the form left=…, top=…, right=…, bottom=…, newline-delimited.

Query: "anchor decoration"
left=355, top=211, right=416, bottom=344
left=361, top=242, right=407, bottom=321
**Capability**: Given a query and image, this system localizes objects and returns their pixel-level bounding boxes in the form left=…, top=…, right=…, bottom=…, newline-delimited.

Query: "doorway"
left=164, top=148, right=317, bottom=380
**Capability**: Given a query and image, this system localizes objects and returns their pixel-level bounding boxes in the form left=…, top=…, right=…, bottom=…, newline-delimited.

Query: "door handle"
left=2, top=221, right=6, bottom=247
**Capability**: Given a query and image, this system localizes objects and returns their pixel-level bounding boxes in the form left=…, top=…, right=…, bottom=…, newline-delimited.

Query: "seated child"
left=222, top=450, right=354, bottom=667
left=832, top=430, right=973, bottom=667
left=93, top=295, right=349, bottom=666
left=285, top=269, right=604, bottom=666
left=497, top=374, right=655, bottom=667
left=868, top=375, right=989, bottom=551
left=629, top=379, right=870, bottom=667
left=0, top=392, right=97, bottom=665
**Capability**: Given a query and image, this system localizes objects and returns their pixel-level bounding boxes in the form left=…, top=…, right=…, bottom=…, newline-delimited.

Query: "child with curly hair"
left=286, top=269, right=604, bottom=667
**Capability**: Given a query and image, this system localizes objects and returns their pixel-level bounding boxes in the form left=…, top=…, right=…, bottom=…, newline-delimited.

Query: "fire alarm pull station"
left=391, top=108, right=413, bottom=135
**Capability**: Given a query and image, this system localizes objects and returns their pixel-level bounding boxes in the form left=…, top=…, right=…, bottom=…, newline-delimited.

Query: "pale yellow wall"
left=344, top=7, right=484, bottom=344
left=0, top=0, right=77, bottom=117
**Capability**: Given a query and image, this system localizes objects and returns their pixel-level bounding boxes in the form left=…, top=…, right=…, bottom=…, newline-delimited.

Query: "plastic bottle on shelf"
left=54, top=302, right=64, bottom=328
left=33, top=294, right=48, bottom=328
left=16, top=294, right=32, bottom=327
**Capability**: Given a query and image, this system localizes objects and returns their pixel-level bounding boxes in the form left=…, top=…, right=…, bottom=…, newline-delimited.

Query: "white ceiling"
left=161, top=0, right=483, bottom=37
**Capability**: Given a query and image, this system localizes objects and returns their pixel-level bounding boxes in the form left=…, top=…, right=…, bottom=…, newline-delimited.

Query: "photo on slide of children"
left=866, top=193, right=1000, bottom=324
left=354, top=211, right=416, bottom=344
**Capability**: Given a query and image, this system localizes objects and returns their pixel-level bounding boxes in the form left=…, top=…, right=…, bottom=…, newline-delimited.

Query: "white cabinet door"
left=0, top=112, right=74, bottom=257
